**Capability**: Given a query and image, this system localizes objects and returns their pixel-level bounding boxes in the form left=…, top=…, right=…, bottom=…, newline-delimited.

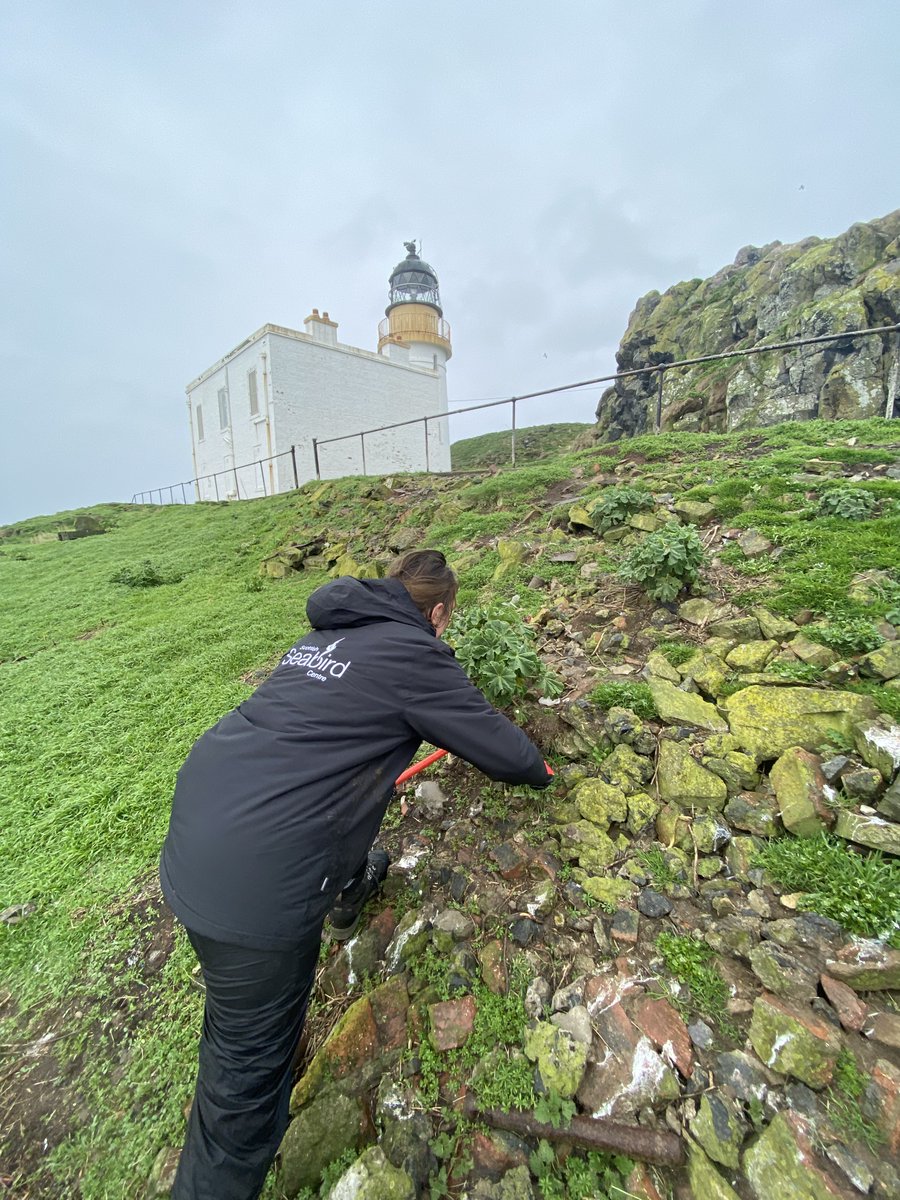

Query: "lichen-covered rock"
left=690, top=1093, right=745, bottom=1169
left=769, top=747, right=835, bottom=837
left=725, top=640, right=779, bottom=671
left=743, top=1111, right=850, bottom=1200
left=854, top=720, right=900, bottom=781
left=554, top=819, right=618, bottom=872
left=674, top=499, right=715, bottom=523
left=858, top=640, right=900, bottom=680
left=834, top=809, right=900, bottom=856
left=703, top=751, right=759, bottom=794
left=280, top=1089, right=367, bottom=1195
left=602, top=742, right=654, bottom=790
left=648, top=679, right=728, bottom=731
left=748, top=994, right=841, bottom=1088
left=687, top=1144, right=742, bottom=1200
left=748, top=942, right=819, bottom=1002
left=720, top=686, right=877, bottom=761
left=752, top=607, right=799, bottom=641
left=708, top=616, right=762, bottom=643
left=594, top=211, right=900, bottom=441
left=325, top=1145, right=416, bottom=1200
left=724, top=791, right=779, bottom=837
left=292, top=996, right=379, bottom=1110
left=787, top=635, right=838, bottom=668
left=572, top=779, right=627, bottom=828
left=657, top=740, right=728, bottom=810
left=680, top=651, right=729, bottom=699
left=678, top=598, right=729, bottom=625
left=523, top=1021, right=588, bottom=1098
left=626, top=791, right=661, bottom=834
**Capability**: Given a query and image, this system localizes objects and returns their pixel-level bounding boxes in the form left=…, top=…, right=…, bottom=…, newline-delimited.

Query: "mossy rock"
left=720, top=686, right=877, bottom=761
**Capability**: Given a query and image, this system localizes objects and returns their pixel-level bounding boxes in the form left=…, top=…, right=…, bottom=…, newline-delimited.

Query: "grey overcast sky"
left=1, top=1, right=898, bottom=523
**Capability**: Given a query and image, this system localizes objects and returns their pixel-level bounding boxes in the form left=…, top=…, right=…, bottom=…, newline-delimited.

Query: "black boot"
left=327, top=850, right=390, bottom=941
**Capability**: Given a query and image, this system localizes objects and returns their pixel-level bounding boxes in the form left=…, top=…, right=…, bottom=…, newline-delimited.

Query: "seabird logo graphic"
left=281, top=637, right=352, bottom=681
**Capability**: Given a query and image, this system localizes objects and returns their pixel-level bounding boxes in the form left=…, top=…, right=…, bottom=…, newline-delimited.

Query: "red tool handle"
left=395, top=750, right=554, bottom=786
left=395, top=748, right=448, bottom=785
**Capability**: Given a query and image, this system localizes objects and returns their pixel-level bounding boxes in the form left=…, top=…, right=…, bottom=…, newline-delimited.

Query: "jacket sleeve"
left=400, top=644, right=552, bottom=789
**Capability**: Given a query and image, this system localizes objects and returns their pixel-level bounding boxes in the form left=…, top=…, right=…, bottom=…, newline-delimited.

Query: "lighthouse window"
left=218, top=387, right=230, bottom=430
left=196, top=405, right=204, bottom=441
left=248, top=369, right=259, bottom=416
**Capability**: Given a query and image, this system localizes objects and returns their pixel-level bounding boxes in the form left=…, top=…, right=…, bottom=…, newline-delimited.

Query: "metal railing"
left=132, top=322, right=900, bottom=504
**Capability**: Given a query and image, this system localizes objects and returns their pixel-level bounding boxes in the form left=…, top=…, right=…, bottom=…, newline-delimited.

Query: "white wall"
left=188, top=333, right=280, bottom=501
left=267, top=328, right=451, bottom=483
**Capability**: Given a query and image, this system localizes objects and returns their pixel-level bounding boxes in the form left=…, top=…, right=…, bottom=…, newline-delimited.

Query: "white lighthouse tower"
left=377, top=242, right=452, bottom=418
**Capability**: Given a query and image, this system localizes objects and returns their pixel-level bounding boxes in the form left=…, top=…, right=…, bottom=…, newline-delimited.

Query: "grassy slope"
left=2, top=418, right=899, bottom=1197
left=450, top=422, right=588, bottom=470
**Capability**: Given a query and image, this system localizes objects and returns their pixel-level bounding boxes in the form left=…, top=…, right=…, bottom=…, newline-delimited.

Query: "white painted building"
left=186, top=245, right=452, bottom=500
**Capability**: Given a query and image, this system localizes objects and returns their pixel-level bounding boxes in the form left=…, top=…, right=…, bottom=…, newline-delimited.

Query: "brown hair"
left=388, top=549, right=458, bottom=622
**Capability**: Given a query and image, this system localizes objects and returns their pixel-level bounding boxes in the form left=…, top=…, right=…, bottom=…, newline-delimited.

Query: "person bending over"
left=159, top=549, right=553, bottom=1199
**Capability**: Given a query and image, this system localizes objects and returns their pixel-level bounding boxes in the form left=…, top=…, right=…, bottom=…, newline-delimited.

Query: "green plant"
left=318, top=1148, right=358, bottom=1196
left=763, top=659, right=822, bottom=683
left=656, top=640, right=697, bottom=667
left=805, top=615, right=884, bottom=655
left=817, top=488, right=877, bottom=520
left=528, top=1140, right=634, bottom=1200
left=616, top=523, right=707, bottom=602
left=590, top=485, right=654, bottom=532
left=754, top=835, right=900, bottom=946
left=587, top=682, right=657, bottom=720
left=656, top=933, right=731, bottom=1027
left=534, top=1090, right=576, bottom=1129
left=109, top=559, right=177, bottom=587
left=824, top=1049, right=885, bottom=1151
left=845, top=679, right=900, bottom=723
left=451, top=600, right=563, bottom=706
left=636, top=846, right=678, bottom=891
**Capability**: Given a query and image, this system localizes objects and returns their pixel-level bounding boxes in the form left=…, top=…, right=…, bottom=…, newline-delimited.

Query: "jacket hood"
left=306, top=576, right=434, bottom=635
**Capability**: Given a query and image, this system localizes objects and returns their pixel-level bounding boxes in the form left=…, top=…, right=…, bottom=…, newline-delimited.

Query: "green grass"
left=0, top=495, right=325, bottom=1196
left=655, top=932, right=731, bottom=1029
left=754, top=835, right=900, bottom=946
left=450, top=423, right=588, bottom=470
left=587, top=682, right=657, bottom=720
left=636, top=846, right=679, bottom=891
left=825, top=1049, right=885, bottom=1151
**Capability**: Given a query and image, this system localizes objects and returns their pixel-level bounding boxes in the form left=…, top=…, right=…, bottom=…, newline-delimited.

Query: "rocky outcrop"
left=595, top=210, right=900, bottom=439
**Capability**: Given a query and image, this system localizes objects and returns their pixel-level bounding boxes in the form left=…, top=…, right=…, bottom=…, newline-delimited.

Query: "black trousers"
left=172, top=925, right=323, bottom=1200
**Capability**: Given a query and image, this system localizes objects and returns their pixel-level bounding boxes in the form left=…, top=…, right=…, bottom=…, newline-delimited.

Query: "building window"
left=196, top=406, right=204, bottom=441
left=248, top=369, right=259, bottom=416
left=218, top=387, right=230, bottom=430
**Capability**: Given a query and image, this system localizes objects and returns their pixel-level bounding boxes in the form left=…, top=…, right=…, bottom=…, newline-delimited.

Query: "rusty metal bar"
left=460, top=1096, right=684, bottom=1167
left=258, top=459, right=266, bottom=495
left=233, top=466, right=240, bottom=499
left=511, top=396, right=517, bottom=466
left=360, top=432, right=367, bottom=475
left=424, top=417, right=430, bottom=472
left=312, top=439, right=320, bottom=480
left=291, top=445, right=300, bottom=489
left=213, top=473, right=219, bottom=501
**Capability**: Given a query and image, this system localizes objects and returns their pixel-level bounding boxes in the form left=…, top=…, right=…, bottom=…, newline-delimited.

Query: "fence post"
left=181, top=482, right=187, bottom=504
left=655, top=370, right=664, bottom=432
left=291, top=445, right=300, bottom=488
left=511, top=397, right=517, bottom=466
left=213, top=473, right=219, bottom=501
left=424, top=417, right=430, bottom=472
left=360, top=432, right=367, bottom=475
left=233, top=466, right=240, bottom=499
left=258, top=459, right=267, bottom=495
left=312, top=439, right=321, bottom=480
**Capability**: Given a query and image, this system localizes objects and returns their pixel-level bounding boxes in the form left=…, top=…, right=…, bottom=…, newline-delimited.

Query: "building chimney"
left=304, top=309, right=338, bottom=346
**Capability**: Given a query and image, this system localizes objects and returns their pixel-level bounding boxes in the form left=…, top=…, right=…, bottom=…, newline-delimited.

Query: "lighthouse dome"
left=388, top=242, right=442, bottom=312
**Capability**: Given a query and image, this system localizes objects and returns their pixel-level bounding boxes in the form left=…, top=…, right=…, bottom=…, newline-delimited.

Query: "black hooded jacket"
left=160, top=576, right=551, bottom=950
